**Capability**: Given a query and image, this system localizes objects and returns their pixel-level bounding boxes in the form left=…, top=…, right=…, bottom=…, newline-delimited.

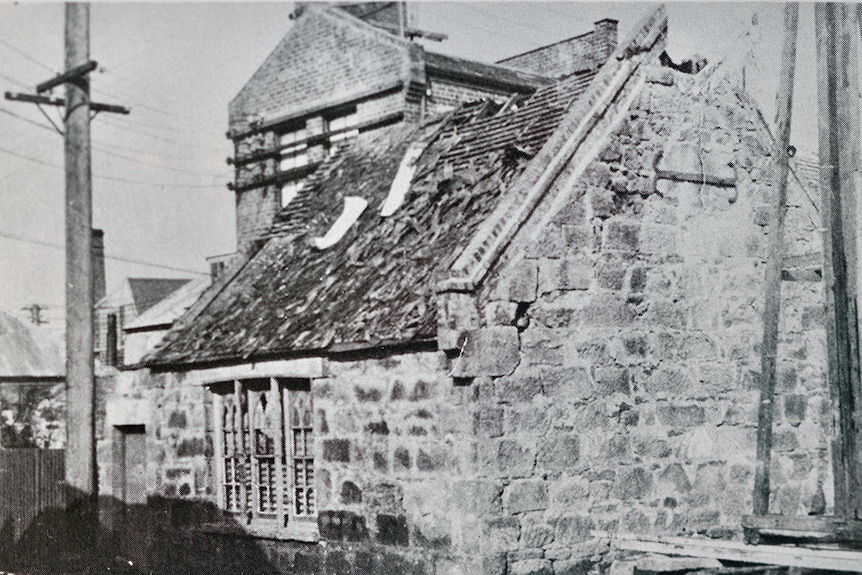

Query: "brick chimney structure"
left=92, top=228, right=106, bottom=304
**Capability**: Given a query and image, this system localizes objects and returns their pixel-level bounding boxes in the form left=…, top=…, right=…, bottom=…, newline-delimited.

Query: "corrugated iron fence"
left=0, top=449, right=65, bottom=555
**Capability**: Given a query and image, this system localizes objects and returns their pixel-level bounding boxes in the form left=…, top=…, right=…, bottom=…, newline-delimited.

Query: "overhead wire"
left=0, top=145, right=225, bottom=189
left=1, top=103, right=226, bottom=166
left=0, top=38, right=57, bottom=74
left=0, top=229, right=209, bottom=276
left=98, top=116, right=226, bottom=152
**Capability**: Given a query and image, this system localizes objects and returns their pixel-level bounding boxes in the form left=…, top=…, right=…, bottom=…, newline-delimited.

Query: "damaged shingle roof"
left=145, top=68, right=597, bottom=367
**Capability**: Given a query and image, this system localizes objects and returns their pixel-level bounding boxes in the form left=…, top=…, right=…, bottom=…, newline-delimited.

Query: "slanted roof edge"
left=141, top=249, right=258, bottom=366
left=497, top=26, right=602, bottom=64
left=437, top=4, right=668, bottom=294
left=141, top=337, right=439, bottom=373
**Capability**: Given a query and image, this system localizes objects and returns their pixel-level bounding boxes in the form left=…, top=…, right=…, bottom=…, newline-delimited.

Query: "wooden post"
left=753, top=2, right=798, bottom=516
left=63, top=1, right=97, bottom=539
left=816, top=2, right=862, bottom=520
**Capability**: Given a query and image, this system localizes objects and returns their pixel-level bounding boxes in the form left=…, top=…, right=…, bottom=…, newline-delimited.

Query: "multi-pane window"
left=327, top=110, right=359, bottom=145
left=279, top=126, right=308, bottom=172
left=212, top=378, right=314, bottom=533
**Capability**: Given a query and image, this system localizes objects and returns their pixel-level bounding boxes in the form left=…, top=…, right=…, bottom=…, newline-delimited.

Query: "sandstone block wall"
left=100, top=68, right=829, bottom=575
left=470, top=66, right=828, bottom=563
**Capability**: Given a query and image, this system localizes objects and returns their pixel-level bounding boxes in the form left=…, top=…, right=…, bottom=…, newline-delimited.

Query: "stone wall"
left=100, top=67, right=829, bottom=575
left=426, top=77, right=516, bottom=116
left=462, top=65, right=829, bottom=572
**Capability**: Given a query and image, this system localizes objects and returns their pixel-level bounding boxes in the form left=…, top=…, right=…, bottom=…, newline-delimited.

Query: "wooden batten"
left=742, top=514, right=862, bottom=545
left=607, top=532, right=862, bottom=573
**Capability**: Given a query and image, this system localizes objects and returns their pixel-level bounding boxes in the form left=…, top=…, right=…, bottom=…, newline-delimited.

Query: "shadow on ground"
left=0, top=493, right=279, bottom=575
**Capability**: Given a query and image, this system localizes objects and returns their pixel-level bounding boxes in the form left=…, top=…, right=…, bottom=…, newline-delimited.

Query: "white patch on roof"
left=313, top=196, right=368, bottom=250
left=380, top=142, right=426, bottom=217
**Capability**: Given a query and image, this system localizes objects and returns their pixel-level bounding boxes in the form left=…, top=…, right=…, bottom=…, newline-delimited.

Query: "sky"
left=0, top=2, right=821, bottom=323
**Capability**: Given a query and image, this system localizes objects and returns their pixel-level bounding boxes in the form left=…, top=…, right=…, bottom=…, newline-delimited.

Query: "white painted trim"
left=191, top=357, right=326, bottom=385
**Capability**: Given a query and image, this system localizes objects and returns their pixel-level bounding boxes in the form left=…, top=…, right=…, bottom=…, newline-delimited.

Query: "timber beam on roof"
left=227, top=81, right=405, bottom=140
left=426, top=63, right=544, bottom=94
left=227, top=163, right=320, bottom=193
left=228, top=111, right=404, bottom=168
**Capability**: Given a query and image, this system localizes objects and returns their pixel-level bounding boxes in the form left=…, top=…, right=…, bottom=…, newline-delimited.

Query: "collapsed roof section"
left=144, top=6, right=669, bottom=368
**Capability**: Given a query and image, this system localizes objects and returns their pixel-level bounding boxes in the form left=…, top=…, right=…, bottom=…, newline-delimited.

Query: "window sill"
left=196, top=518, right=319, bottom=543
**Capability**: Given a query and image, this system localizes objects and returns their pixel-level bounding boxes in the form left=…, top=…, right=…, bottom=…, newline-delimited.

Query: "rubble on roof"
left=146, top=67, right=598, bottom=367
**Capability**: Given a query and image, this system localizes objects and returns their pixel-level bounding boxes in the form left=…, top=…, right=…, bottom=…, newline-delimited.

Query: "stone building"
left=98, top=5, right=832, bottom=575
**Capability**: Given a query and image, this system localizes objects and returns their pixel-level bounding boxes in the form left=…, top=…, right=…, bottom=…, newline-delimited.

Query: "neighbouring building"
left=0, top=311, right=65, bottom=449
left=97, top=5, right=835, bottom=575
left=95, top=277, right=191, bottom=367
left=122, top=276, right=212, bottom=367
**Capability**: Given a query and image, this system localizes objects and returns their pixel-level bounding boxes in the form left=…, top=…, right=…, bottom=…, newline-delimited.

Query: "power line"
left=0, top=103, right=225, bottom=163
left=99, top=116, right=226, bottom=152
left=0, top=105, right=58, bottom=133
left=0, top=38, right=57, bottom=74
left=94, top=146, right=230, bottom=177
left=0, top=70, right=30, bottom=89
left=0, top=144, right=63, bottom=170
left=0, top=145, right=224, bottom=189
left=0, top=229, right=209, bottom=276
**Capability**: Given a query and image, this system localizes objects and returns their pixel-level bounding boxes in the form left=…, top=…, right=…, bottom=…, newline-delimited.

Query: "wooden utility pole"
left=4, top=3, right=128, bottom=546
left=752, top=2, right=798, bottom=517
left=816, top=2, right=862, bottom=520
left=63, top=3, right=97, bottom=534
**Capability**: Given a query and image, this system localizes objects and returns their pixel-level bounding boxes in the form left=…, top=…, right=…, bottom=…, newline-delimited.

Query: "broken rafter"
left=742, top=514, right=862, bottom=545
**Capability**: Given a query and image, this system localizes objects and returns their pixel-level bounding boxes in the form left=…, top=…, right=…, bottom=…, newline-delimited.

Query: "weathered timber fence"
left=0, top=449, right=65, bottom=557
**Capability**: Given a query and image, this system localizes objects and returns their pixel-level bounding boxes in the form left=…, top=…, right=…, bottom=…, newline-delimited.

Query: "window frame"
left=210, top=377, right=317, bottom=541
left=325, top=106, right=359, bottom=146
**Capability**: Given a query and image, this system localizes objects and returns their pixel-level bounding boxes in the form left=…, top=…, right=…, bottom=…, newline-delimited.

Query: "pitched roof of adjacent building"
left=0, top=311, right=64, bottom=379
left=145, top=6, right=669, bottom=368
left=127, top=278, right=192, bottom=315
left=124, top=276, right=211, bottom=333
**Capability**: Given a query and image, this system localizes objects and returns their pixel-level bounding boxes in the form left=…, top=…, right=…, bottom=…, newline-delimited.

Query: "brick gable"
left=228, top=5, right=413, bottom=130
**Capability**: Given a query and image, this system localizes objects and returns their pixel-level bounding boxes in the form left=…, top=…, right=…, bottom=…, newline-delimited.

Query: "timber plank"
left=607, top=532, right=862, bottom=573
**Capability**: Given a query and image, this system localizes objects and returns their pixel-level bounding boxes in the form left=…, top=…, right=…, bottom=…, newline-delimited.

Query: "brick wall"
left=427, top=77, right=514, bottom=115
left=228, top=6, right=411, bottom=131
left=499, top=19, right=618, bottom=78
